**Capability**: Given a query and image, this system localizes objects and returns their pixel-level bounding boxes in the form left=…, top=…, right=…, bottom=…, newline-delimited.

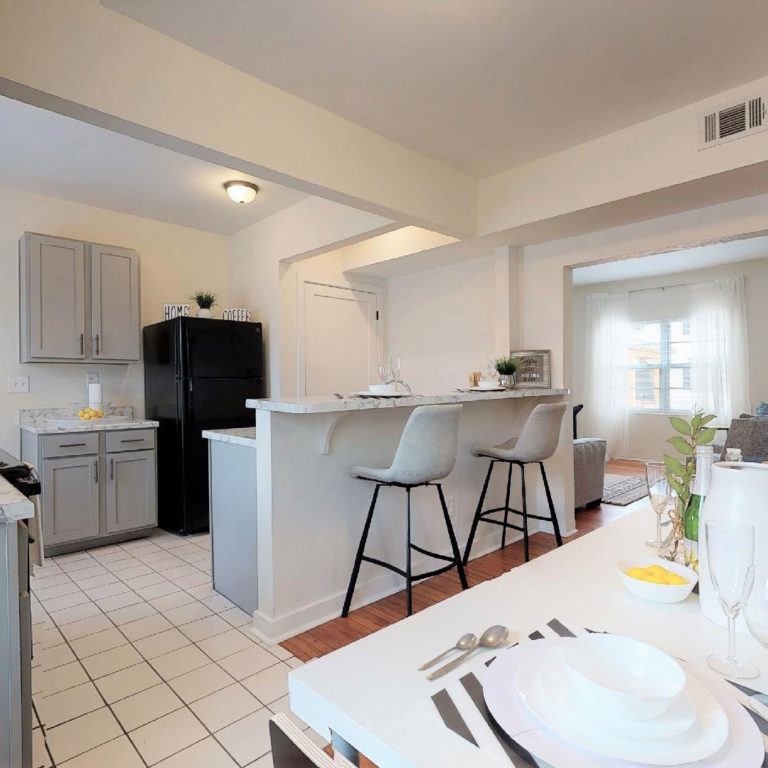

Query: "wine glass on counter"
left=645, top=462, right=671, bottom=549
left=705, top=521, right=758, bottom=679
left=378, top=361, right=392, bottom=384
left=745, top=564, right=768, bottom=709
left=389, top=356, right=401, bottom=383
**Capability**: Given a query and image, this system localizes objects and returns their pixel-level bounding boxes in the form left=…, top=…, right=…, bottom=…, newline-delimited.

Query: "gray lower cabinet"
left=22, top=428, right=157, bottom=555
left=41, top=455, right=100, bottom=546
left=106, top=450, right=157, bottom=533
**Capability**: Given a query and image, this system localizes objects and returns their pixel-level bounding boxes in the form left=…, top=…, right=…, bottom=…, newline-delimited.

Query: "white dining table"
left=288, top=506, right=768, bottom=768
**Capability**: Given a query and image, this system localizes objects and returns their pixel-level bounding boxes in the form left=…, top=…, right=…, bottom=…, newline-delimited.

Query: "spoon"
left=427, top=625, right=510, bottom=681
left=418, top=633, right=478, bottom=671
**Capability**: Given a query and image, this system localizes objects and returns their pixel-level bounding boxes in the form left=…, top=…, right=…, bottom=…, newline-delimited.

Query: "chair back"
left=512, top=402, right=567, bottom=463
left=388, top=404, right=463, bottom=485
left=269, top=714, right=335, bottom=768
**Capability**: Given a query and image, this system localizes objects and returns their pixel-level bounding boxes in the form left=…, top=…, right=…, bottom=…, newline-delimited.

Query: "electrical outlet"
left=86, top=373, right=100, bottom=384
left=7, top=376, right=29, bottom=393
left=445, top=495, right=456, bottom=520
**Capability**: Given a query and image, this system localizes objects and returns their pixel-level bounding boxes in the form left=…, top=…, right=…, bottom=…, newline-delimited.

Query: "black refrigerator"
left=143, top=317, right=264, bottom=535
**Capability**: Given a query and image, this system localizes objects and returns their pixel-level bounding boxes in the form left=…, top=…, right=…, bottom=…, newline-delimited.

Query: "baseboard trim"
left=249, top=529, right=522, bottom=644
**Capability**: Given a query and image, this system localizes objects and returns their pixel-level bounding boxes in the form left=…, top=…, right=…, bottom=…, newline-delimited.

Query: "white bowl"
left=562, top=635, right=686, bottom=721
left=617, top=557, right=698, bottom=604
left=368, top=383, right=397, bottom=395
left=476, top=380, right=499, bottom=390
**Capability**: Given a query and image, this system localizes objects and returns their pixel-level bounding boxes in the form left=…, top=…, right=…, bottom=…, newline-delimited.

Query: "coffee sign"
left=163, top=304, right=191, bottom=320
left=221, top=308, right=252, bottom=322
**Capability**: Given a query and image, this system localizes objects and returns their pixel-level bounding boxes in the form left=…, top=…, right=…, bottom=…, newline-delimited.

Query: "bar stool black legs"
left=342, top=482, right=468, bottom=618
left=463, top=460, right=563, bottom=565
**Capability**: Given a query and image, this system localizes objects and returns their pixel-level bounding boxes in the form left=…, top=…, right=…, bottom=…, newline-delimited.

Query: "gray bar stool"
left=342, top=404, right=468, bottom=618
left=463, top=401, right=567, bottom=564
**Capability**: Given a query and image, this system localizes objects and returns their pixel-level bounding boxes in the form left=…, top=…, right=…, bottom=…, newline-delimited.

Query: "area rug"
left=601, top=473, right=648, bottom=506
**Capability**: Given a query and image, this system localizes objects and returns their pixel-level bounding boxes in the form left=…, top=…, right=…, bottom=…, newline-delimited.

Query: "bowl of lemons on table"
left=617, top=558, right=698, bottom=603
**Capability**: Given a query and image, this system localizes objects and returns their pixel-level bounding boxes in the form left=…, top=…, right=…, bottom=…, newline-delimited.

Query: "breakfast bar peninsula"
left=208, top=389, right=570, bottom=643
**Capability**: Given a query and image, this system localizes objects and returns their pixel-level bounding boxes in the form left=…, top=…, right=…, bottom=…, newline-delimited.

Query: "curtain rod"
left=627, top=281, right=706, bottom=295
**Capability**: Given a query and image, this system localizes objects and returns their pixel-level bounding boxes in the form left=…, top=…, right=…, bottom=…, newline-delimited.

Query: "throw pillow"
left=757, top=402, right=768, bottom=418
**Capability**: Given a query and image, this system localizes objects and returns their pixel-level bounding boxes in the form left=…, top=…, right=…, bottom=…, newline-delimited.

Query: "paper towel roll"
left=88, top=382, right=102, bottom=408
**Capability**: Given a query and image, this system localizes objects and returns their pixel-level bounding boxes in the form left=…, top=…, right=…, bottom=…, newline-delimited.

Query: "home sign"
left=221, top=308, right=252, bottom=322
left=163, top=303, right=191, bottom=320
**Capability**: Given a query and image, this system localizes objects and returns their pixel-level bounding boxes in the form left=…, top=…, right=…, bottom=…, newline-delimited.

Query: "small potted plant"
left=191, top=291, right=217, bottom=318
left=494, top=355, right=518, bottom=389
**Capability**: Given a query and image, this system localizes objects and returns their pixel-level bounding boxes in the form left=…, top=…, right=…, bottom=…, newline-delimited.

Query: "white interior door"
left=302, top=281, right=379, bottom=396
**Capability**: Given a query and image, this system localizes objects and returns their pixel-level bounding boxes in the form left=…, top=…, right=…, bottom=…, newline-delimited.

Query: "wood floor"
left=281, top=460, right=645, bottom=662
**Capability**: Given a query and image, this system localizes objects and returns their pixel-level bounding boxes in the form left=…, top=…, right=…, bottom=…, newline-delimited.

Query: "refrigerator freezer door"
left=179, top=318, right=263, bottom=379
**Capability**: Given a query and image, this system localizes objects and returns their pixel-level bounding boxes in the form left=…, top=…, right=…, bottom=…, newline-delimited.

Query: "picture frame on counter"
left=221, top=308, right=252, bottom=322
left=509, top=349, right=551, bottom=388
left=163, top=303, right=191, bottom=320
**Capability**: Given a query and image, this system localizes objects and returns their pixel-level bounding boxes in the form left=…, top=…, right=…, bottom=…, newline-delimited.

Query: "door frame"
left=296, top=276, right=385, bottom=397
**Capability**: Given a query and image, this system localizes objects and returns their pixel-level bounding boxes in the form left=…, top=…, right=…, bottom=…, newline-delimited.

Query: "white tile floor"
left=30, top=530, right=326, bottom=768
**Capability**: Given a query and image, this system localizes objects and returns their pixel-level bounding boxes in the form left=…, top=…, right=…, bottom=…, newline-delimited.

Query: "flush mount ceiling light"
left=224, top=180, right=259, bottom=204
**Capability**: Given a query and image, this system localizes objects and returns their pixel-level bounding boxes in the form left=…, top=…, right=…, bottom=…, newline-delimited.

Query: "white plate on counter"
left=467, top=386, right=506, bottom=392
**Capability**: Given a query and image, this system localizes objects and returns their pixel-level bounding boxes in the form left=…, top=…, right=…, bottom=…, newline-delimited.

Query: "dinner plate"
left=531, top=650, right=698, bottom=740
left=355, top=391, right=411, bottom=398
left=484, top=638, right=764, bottom=768
left=468, top=386, right=506, bottom=392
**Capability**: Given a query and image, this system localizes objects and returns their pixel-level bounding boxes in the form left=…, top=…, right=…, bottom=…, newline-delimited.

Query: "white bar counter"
left=237, top=388, right=571, bottom=643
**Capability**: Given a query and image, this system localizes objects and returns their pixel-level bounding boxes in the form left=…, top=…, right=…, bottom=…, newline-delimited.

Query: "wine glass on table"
left=645, top=462, right=671, bottom=549
left=389, top=357, right=401, bottom=382
left=377, top=362, right=392, bottom=384
left=705, top=521, right=758, bottom=679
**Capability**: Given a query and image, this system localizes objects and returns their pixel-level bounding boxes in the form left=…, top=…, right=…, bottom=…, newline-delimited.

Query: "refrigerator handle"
left=188, top=379, right=193, bottom=417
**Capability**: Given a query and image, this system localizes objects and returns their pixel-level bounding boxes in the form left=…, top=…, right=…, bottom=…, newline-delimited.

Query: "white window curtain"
left=690, top=275, right=751, bottom=424
left=584, top=292, right=630, bottom=458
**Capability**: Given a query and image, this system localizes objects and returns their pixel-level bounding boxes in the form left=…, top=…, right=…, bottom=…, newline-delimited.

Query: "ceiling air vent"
left=699, top=95, right=767, bottom=149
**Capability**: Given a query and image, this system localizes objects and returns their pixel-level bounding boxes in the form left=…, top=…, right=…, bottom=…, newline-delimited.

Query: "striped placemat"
left=428, top=618, right=768, bottom=768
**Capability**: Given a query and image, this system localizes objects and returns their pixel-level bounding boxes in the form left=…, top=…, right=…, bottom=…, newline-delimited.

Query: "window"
left=627, top=319, right=693, bottom=412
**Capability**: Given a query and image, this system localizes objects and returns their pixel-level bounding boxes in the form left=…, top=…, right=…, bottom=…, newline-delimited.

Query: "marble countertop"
left=0, top=476, right=34, bottom=524
left=246, top=388, right=568, bottom=414
left=202, top=427, right=257, bottom=447
left=20, top=406, right=158, bottom=434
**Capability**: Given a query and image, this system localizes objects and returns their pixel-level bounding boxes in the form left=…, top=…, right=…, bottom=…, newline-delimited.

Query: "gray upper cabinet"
left=105, top=449, right=157, bottom=534
left=20, top=234, right=86, bottom=361
left=19, top=232, right=140, bottom=363
left=90, top=244, right=140, bottom=361
left=41, top=455, right=100, bottom=546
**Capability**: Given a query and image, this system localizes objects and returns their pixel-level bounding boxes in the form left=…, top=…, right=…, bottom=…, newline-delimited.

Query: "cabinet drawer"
left=106, top=429, right=155, bottom=453
left=41, top=432, right=99, bottom=458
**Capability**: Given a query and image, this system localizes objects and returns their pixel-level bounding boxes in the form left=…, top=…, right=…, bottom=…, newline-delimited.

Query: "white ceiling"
left=0, top=96, right=307, bottom=235
left=572, top=235, right=768, bottom=285
left=103, top=0, right=768, bottom=177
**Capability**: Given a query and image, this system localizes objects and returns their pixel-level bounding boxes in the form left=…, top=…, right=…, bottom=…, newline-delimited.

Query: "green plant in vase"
left=191, top=291, right=217, bottom=318
left=663, top=410, right=717, bottom=563
left=494, top=356, right=518, bottom=389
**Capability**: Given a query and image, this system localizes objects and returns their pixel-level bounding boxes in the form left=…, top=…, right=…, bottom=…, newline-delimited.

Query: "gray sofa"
left=574, top=437, right=607, bottom=509
left=714, top=417, right=768, bottom=462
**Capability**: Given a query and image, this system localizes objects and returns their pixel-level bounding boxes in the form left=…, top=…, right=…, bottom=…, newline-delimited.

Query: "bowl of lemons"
left=71, top=402, right=110, bottom=421
left=617, top=558, right=698, bottom=604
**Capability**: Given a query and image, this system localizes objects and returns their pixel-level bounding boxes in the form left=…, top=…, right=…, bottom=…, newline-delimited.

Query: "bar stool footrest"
left=409, top=543, right=455, bottom=562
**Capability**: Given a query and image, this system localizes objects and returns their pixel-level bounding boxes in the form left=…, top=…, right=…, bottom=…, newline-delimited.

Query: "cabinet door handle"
left=109, top=458, right=114, bottom=481
left=79, top=333, right=84, bottom=355
left=95, top=334, right=100, bottom=356
left=93, top=460, right=99, bottom=483
left=60, top=442, right=87, bottom=447
left=120, top=438, right=144, bottom=443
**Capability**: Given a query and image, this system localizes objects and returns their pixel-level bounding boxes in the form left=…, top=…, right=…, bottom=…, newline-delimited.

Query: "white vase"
left=699, top=461, right=768, bottom=633
left=197, top=308, right=212, bottom=318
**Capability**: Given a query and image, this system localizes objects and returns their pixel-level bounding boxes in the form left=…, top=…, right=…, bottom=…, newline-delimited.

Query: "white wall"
left=386, top=255, right=498, bottom=393
left=571, top=256, right=768, bottom=460
left=0, top=185, right=229, bottom=455
left=228, top=197, right=393, bottom=397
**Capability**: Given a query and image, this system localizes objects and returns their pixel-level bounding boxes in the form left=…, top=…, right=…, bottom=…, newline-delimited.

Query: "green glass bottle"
left=684, top=445, right=713, bottom=572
